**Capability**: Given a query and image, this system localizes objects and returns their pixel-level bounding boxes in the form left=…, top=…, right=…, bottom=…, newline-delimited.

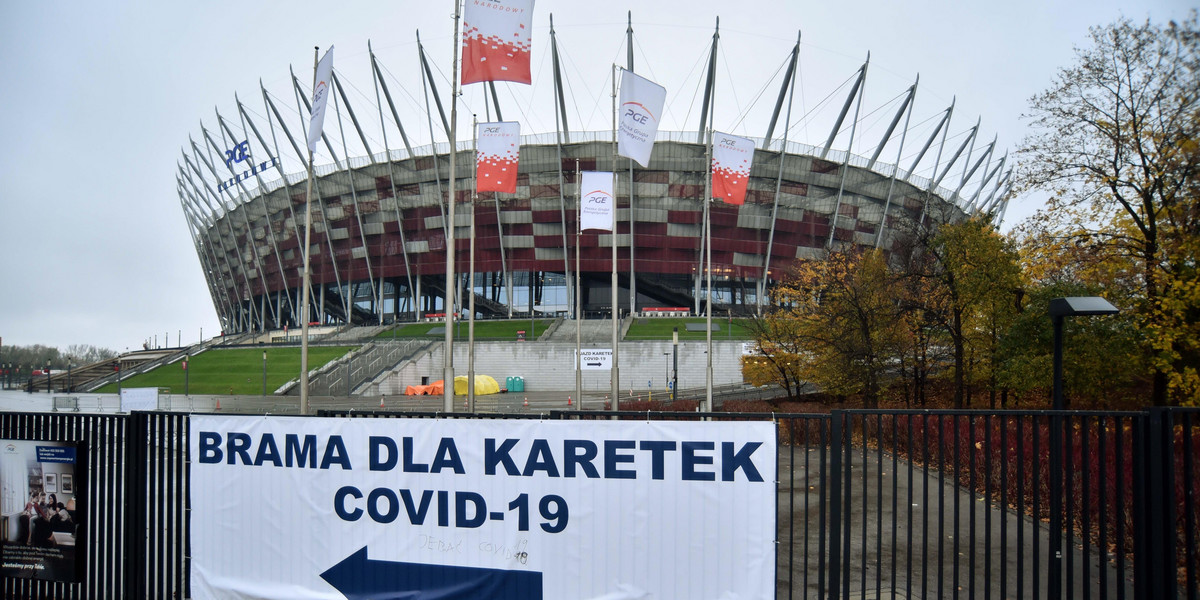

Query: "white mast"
left=444, top=1, right=462, bottom=412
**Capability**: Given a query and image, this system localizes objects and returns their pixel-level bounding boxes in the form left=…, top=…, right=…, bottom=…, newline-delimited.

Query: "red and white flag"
left=617, top=69, right=666, bottom=167
left=580, top=171, right=615, bottom=232
left=476, top=121, right=520, bottom=193
left=461, top=0, right=534, bottom=85
left=307, top=46, right=334, bottom=154
left=711, top=132, right=754, bottom=204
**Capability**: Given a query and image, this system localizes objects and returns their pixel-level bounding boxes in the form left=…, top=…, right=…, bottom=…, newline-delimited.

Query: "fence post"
left=1134, top=408, right=1176, bottom=600
left=1048, top=412, right=1065, bottom=600
left=827, top=411, right=843, bottom=600
left=124, top=411, right=150, bottom=600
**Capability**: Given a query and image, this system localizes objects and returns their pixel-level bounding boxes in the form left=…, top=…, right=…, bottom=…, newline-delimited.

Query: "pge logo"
left=622, top=102, right=656, bottom=126
left=224, top=141, right=250, bottom=168
left=484, top=127, right=501, bottom=134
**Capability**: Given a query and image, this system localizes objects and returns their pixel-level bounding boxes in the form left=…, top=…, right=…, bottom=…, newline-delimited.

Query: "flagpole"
left=574, top=159, right=582, bottom=410
left=468, top=116, right=477, bottom=413
left=703, top=38, right=717, bottom=413
left=625, top=14, right=637, bottom=320
left=444, top=0, right=462, bottom=413
left=299, top=46, right=319, bottom=415
left=704, top=127, right=714, bottom=413
left=610, top=64, right=620, bottom=412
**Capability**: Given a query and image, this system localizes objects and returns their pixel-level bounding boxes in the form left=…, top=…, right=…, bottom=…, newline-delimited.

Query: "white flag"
left=306, top=46, right=334, bottom=154
left=617, top=70, right=666, bottom=167
left=580, top=171, right=615, bottom=232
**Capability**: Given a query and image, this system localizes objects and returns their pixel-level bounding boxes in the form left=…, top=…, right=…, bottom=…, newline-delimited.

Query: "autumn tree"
left=742, top=314, right=808, bottom=402
left=898, top=218, right=1023, bottom=408
left=1017, top=13, right=1200, bottom=405
left=1001, top=218, right=1148, bottom=406
left=998, top=279, right=1145, bottom=408
left=749, top=248, right=906, bottom=407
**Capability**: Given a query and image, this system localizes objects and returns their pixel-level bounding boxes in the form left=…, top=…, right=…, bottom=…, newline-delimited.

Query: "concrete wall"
left=369, top=340, right=748, bottom=395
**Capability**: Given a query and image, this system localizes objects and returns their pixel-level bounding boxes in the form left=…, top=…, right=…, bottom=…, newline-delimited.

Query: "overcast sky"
left=0, top=0, right=1188, bottom=354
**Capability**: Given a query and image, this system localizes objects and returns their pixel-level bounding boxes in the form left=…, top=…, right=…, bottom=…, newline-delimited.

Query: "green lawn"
left=625, top=317, right=754, bottom=340
left=95, top=346, right=355, bottom=395
left=376, top=319, right=554, bottom=341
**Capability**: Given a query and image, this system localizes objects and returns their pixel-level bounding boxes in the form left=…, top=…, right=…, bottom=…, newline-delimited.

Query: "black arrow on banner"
left=320, top=547, right=543, bottom=600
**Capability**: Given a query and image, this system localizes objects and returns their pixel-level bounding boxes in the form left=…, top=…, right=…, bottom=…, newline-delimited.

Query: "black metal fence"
left=1, top=407, right=1196, bottom=599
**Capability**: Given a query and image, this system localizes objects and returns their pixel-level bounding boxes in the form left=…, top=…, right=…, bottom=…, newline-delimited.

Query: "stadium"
left=176, top=18, right=1010, bottom=336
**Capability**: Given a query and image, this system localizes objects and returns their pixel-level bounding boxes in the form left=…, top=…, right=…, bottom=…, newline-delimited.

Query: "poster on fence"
left=0, top=439, right=85, bottom=584
left=189, top=415, right=776, bottom=599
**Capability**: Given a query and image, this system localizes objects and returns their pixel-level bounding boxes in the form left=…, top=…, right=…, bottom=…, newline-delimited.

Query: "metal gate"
left=0, top=408, right=1196, bottom=599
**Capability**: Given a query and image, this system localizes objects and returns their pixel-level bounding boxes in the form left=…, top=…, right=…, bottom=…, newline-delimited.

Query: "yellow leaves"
left=1144, top=266, right=1200, bottom=405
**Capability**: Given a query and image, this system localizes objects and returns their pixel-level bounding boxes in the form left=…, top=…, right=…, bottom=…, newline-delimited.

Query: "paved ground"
left=776, top=446, right=1133, bottom=599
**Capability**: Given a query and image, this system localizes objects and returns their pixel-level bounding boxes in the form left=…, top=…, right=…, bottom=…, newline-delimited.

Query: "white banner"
left=579, top=171, right=614, bottom=232
left=476, top=121, right=521, bottom=193
left=307, top=46, right=335, bottom=154
left=575, top=348, right=612, bottom=370
left=189, top=416, right=776, bottom=600
left=617, top=69, right=666, bottom=167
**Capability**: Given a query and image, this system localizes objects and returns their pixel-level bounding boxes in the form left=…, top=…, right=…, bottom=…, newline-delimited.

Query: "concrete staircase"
left=542, top=317, right=626, bottom=343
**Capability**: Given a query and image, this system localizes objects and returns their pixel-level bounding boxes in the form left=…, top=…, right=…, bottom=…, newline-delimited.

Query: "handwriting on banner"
left=196, top=432, right=765, bottom=535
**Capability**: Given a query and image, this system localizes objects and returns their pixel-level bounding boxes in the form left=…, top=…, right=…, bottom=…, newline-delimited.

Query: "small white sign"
left=120, top=387, right=158, bottom=412
left=576, top=348, right=612, bottom=370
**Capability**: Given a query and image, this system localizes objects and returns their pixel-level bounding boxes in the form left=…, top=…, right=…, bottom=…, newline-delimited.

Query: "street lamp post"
left=1046, top=296, right=1119, bottom=600
left=662, top=352, right=669, bottom=401
left=672, top=327, right=679, bottom=402
left=1049, top=297, right=1119, bottom=410
left=67, top=358, right=72, bottom=393
left=184, top=354, right=190, bottom=396
left=45, top=362, right=51, bottom=394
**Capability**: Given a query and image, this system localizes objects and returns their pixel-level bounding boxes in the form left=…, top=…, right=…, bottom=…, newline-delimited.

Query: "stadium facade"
left=176, top=24, right=1010, bottom=335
